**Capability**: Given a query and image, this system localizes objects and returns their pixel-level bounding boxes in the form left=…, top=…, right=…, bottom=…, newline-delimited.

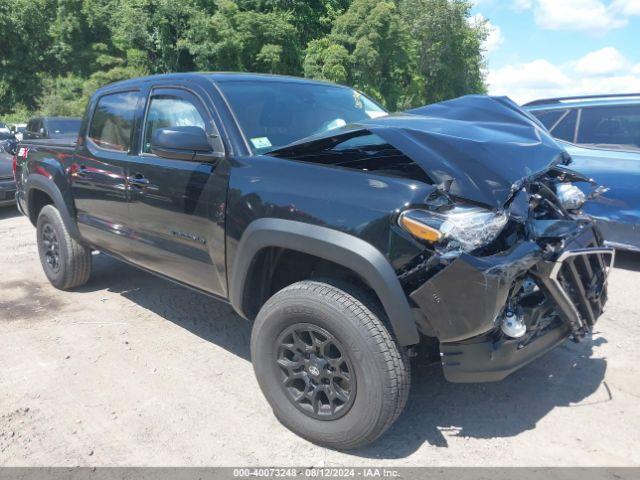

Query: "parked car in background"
left=561, top=141, right=640, bottom=252
left=10, top=123, right=27, bottom=141
left=0, top=122, right=11, bottom=135
left=524, top=93, right=640, bottom=151
left=23, top=117, right=82, bottom=141
left=0, top=131, right=17, bottom=207
left=14, top=73, right=614, bottom=449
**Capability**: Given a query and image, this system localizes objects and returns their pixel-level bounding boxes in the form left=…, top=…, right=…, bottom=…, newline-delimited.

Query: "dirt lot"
left=1, top=205, right=639, bottom=467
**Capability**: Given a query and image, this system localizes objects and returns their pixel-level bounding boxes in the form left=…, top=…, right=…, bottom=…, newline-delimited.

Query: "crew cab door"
left=124, top=86, right=228, bottom=296
left=71, top=90, right=142, bottom=255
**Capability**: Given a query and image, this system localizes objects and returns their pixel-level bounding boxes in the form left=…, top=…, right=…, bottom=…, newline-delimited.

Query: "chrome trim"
left=604, top=240, right=640, bottom=254
left=549, top=247, right=615, bottom=330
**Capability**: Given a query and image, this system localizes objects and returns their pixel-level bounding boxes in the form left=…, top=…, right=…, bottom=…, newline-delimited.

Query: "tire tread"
left=37, top=205, right=91, bottom=290
left=258, top=279, right=411, bottom=449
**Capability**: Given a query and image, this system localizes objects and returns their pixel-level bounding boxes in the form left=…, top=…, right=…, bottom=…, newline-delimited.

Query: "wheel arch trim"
left=229, top=218, right=420, bottom=346
left=24, top=174, right=81, bottom=240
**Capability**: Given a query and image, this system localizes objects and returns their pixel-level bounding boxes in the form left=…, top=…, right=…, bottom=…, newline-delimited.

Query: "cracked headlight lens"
left=399, top=206, right=508, bottom=252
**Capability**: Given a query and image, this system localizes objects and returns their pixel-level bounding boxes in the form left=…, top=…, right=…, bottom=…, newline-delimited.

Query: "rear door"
left=124, top=85, right=228, bottom=296
left=71, top=90, right=142, bottom=255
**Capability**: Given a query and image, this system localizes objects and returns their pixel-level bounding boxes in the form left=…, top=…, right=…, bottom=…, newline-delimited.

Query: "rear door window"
left=577, top=106, right=640, bottom=149
left=551, top=109, right=578, bottom=142
left=531, top=109, right=567, bottom=130
left=89, top=91, right=140, bottom=152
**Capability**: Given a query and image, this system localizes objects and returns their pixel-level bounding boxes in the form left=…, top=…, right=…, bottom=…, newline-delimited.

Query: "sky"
left=472, top=0, right=640, bottom=104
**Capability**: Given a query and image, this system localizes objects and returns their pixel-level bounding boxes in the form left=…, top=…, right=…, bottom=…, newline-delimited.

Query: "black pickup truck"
left=14, top=73, right=614, bottom=449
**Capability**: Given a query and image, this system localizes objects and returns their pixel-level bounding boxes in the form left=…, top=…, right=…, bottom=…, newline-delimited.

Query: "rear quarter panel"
left=16, top=140, right=77, bottom=221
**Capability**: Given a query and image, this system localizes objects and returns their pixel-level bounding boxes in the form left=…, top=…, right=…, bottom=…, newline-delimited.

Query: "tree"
left=303, top=0, right=418, bottom=110
left=0, top=0, right=489, bottom=119
left=0, top=0, right=55, bottom=114
left=399, top=0, right=488, bottom=103
left=236, top=0, right=351, bottom=44
left=111, top=0, right=201, bottom=73
left=49, top=0, right=92, bottom=76
left=186, top=0, right=301, bottom=74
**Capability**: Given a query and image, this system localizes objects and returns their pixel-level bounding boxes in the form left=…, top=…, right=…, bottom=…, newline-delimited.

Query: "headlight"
left=555, top=183, right=586, bottom=211
left=399, top=205, right=508, bottom=252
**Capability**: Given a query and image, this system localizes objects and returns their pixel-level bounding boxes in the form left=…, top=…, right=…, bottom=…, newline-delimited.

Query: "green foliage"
left=400, top=0, right=488, bottom=102
left=0, top=0, right=54, bottom=112
left=304, top=0, right=418, bottom=110
left=0, top=0, right=488, bottom=121
left=303, top=0, right=487, bottom=109
left=186, top=1, right=301, bottom=74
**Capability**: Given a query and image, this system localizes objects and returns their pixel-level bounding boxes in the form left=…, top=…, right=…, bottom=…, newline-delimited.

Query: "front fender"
left=229, top=218, right=420, bottom=346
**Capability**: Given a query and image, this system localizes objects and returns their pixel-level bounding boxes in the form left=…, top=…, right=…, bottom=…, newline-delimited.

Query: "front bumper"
left=410, top=224, right=614, bottom=383
left=0, top=177, right=16, bottom=206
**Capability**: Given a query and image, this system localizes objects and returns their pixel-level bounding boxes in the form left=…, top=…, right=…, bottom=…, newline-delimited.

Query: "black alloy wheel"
left=276, top=323, right=356, bottom=420
left=251, top=280, right=411, bottom=449
left=36, top=205, right=92, bottom=290
left=41, top=223, right=61, bottom=273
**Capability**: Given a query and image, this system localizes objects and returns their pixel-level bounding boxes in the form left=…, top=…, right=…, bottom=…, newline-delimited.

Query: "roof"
left=95, top=72, right=348, bottom=94
left=523, top=93, right=640, bottom=110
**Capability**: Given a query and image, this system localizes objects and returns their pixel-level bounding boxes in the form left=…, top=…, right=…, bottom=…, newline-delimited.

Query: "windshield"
left=216, top=80, right=387, bottom=153
left=47, top=118, right=81, bottom=137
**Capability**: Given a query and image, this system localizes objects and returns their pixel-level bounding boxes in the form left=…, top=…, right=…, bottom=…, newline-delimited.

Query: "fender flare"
left=229, top=218, right=420, bottom=346
left=24, top=174, right=82, bottom=240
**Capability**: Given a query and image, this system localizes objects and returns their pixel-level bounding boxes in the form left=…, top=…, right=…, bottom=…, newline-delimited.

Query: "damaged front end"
left=399, top=169, right=614, bottom=383
left=271, top=94, right=616, bottom=383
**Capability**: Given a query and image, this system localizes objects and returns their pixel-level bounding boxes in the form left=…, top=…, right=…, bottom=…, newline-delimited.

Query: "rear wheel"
left=251, top=280, right=410, bottom=450
left=36, top=205, right=92, bottom=290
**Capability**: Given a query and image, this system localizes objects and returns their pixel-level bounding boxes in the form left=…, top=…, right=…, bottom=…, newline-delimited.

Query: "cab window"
left=89, top=91, right=139, bottom=152
left=142, top=94, right=206, bottom=153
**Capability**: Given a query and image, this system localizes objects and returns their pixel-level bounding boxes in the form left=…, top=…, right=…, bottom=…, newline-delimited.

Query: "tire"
left=251, top=280, right=410, bottom=450
left=36, top=204, right=92, bottom=290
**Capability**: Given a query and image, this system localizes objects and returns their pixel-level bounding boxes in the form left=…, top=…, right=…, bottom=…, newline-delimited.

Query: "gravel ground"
left=1, top=205, right=639, bottom=467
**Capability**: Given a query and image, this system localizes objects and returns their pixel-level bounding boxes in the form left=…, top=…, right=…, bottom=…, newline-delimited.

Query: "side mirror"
left=39, top=127, right=46, bottom=135
left=150, top=126, right=222, bottom=162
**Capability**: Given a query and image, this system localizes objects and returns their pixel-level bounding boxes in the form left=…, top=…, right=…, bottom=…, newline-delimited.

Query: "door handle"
left=128, top=174, right=150, bottom=187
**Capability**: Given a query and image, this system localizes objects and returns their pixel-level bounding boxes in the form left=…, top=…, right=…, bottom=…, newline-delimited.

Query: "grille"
left=550, top=245, right=614, bottom=333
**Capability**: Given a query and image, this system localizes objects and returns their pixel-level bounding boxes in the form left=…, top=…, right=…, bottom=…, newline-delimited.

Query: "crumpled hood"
left=273, top=95, right=568, bottom=209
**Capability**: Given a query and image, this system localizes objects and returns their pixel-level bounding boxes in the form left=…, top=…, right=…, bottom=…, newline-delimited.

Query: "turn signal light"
left=399, top=213, right=442, bottom=243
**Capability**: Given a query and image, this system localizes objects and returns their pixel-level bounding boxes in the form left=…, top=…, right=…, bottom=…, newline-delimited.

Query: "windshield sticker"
left=250, top=137, right=272, bottom=149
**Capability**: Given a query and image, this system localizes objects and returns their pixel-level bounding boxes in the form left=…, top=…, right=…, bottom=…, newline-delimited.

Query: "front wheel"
left=251, top=280, right=410, bottom=450
left=36, top=205, right=92, bottom=290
